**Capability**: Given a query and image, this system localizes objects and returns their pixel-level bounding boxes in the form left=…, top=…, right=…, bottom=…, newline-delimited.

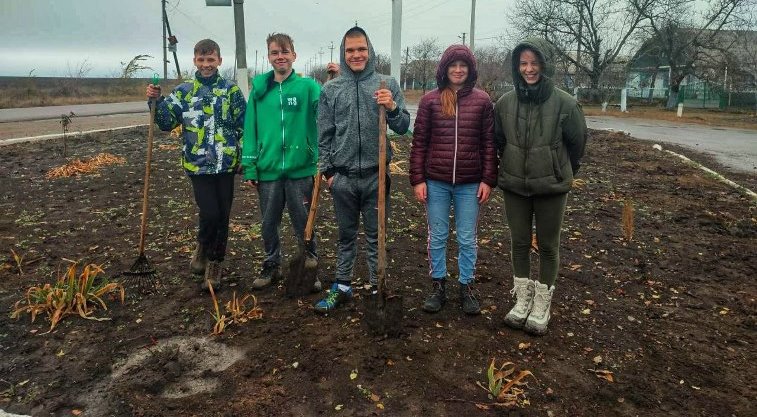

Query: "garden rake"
left=123, top=75, right=160, bottom=290
left=364, top=80, right=403, bottom=337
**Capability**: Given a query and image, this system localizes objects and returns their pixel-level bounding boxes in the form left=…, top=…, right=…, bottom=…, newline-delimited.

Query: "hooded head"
left=339, top=26, right=376, bottom=80
left=511, top=38, right=555, bottom=103
left=436, top=44, right=478, bottom=91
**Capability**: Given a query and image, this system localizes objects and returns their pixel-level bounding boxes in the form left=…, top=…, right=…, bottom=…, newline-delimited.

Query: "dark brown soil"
left=0, top=128, right=754, bottom=416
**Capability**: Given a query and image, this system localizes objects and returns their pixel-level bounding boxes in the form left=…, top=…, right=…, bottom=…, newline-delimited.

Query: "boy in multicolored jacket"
left=146, top=38, right=246, bottom=290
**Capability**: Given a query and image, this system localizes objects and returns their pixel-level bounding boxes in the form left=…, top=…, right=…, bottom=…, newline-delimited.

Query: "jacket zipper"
left=523, top=103, right=531, bottom=191
left=279, top=83, right=285, bottom=173
left=452, top=100, right=459, bottom=185
left=356, top=79, right=362, bottom=176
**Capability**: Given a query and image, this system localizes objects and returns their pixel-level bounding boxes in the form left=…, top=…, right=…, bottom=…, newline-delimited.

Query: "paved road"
left=0, top=101, right=147, bottom=122
left=1, top=102, right=754, bottom=174
left=586, top=116, right=756, bottom=173
left=405, top=104, right=755, bottom=174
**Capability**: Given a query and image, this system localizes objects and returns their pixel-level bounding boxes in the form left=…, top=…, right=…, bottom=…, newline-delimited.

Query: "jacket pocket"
left=550, top=144, right=563, bottom=182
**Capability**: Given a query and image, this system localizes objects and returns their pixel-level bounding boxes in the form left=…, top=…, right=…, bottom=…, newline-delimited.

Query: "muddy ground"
left=0, top=128, right=754, bottom=417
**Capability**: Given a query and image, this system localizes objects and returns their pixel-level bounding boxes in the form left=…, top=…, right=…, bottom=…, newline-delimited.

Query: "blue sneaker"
left=314, top=283, right=352, bottom=314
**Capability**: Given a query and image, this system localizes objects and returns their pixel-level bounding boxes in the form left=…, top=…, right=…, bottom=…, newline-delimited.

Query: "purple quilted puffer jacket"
left=409, top=45, right=498, bottom=186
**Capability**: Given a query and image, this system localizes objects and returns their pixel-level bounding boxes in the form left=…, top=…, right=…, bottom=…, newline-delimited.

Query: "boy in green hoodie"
left=242, top=33, right=334, bottom=291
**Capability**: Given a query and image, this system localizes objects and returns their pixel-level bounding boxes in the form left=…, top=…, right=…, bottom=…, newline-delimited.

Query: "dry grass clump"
left=46, top=153, right=125, bottom=178
left=207, top=282, right=263, bottom=335
left=11, top=262, right=124, bottom=332
left=475, top=358, right=536, bottom=408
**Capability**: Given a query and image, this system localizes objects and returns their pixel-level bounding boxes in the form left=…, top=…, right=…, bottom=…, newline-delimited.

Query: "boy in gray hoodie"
left=315, top=26, right=411, bottom=314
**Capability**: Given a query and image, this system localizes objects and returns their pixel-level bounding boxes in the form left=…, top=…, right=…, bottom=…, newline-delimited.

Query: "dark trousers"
left=189, top=173, right=235, bottom=262
left=257, top=177, right=316, bottom=267
left=330, top=171, right=390, bottom=285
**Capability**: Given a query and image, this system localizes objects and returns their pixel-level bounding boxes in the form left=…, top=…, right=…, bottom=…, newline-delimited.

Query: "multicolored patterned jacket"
left=154, top=71, right=246, bottom=175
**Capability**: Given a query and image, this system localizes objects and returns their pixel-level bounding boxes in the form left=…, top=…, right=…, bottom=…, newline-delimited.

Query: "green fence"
left=677, top=82, right=723, bottom=109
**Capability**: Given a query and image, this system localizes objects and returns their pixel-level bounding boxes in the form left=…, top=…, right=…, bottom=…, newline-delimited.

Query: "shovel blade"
left=363, top=292, right=403, bottom=337
left=284, top=245, right=317, bottom=298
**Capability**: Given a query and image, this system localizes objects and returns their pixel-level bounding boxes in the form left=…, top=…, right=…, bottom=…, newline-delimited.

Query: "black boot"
left=460, top=283, right=480, bottom=315
left=422, top=280, right=446, bottom=313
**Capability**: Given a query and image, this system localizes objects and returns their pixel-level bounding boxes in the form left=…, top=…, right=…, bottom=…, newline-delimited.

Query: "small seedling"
left=622, top=199, right=634, bottom=241
left=10, top=248, right=23, bottom=275
left=11, top=262, right=125, bottom=332
left=475, top=358, right=536, bottom=407
left=59, top=111, right=76, bottom=157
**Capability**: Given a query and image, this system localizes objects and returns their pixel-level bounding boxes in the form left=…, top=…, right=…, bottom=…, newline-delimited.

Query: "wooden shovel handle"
left=304, top=173, right=322, bottom=242
left=302, top=72, right=333, bottom=244
left=377, top=80, right=388, bottom=296
left=138, top=99, right=156, bottom=255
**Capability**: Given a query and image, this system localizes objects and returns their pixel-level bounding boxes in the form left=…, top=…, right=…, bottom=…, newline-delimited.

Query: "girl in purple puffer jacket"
left=409, top=44, right=498, bottom=315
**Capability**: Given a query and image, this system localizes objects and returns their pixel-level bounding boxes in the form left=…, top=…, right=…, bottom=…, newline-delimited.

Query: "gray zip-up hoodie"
left=318, top=26, right=411, bottom=178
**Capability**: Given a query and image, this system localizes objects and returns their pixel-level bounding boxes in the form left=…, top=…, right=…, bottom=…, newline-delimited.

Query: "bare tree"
left=120, top=55, right=153, bottom=79
left=630, top=0, right=752, bottom=108
left=410, top=38, right=442, bottom=94
left=475, top=44, right=511, bottom=100
left=510, top=0, right=647, bottom=101
left=374, top=53, right=391, bottom=75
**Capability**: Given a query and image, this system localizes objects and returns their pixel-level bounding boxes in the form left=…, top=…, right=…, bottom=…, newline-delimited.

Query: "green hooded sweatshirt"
left=241, top=70, right=321, bottom=181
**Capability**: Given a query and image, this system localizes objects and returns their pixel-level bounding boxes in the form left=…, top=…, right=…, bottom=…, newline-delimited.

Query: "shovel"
left=284, top=71, right=336, bottom=297
left=123, top=74, right=161, bottom=291
left=363, top=80, right=403, bottom=337
left=285, top=172, right=323, bottom=297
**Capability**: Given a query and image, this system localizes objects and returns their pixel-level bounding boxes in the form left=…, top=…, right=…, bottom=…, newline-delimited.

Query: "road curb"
left=0, top=125, right=147, bottom=147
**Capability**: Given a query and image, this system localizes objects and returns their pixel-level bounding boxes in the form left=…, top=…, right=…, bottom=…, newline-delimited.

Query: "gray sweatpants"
left=330, top=172, right=390, bottom=285
left=257, top=177, right=316, bottom=267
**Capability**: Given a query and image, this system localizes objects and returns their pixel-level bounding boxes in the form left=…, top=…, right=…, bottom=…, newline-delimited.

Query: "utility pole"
left=254, top=50, right=258, bottom=76
left=576, top=1, right=583, bottom=89
left=403, top=46, right=410, bottom=90
left=162, top=4, right=180, bottom=79
left=319, top=48, right=324, bottom=67
left=469, top=0, right=476, bottom=52
left=329, top=41, right=335, bottom=63
left=391, top=0, right=402, bottom=82
left=459, top=32, right=466, bottom=46
left=232, top=0, right=248, bottom=96
left=162, top=0, right=168, bottom=79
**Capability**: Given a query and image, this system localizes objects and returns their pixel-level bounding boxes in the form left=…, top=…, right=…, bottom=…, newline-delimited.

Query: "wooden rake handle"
left=138, top=99, right=157, bottom=255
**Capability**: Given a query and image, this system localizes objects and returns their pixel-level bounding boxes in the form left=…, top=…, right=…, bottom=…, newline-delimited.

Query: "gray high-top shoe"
left=504, top=277, right=535, bottom=329
left=524, top=281, right=555, bottom=336
left=190, top=243, right=207, bottom=275
left=203, top=260, right=222, bottom=292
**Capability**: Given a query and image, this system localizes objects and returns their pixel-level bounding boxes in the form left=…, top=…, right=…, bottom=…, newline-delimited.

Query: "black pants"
left=189, top=173, right=235, bottom=262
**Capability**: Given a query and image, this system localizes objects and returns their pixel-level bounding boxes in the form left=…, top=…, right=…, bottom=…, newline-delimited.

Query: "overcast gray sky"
left=1, top=0, right=511, bottom=78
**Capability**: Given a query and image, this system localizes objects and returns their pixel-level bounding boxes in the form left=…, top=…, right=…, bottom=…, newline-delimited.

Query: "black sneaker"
left=422, top=280, right=446, bottom=313
left=460, top=283, right=480, bottom=315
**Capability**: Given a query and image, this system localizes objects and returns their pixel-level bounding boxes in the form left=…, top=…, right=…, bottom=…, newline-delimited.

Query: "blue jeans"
left=425, top=180, right=480, bottom=284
